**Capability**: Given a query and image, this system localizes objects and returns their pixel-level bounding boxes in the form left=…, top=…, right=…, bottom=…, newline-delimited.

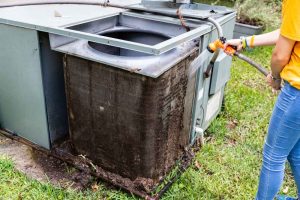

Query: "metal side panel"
left=209, top=16, right=235, bottom=95
left=203, top=86, right=225, bottom=130
left=189, top=16, right=235, bottom=144
left=188, top=53, right=210, bottom=144
left=39, top=33, right=69, bottom=144
left=0, top=24, right=50, bottom=149
left=209, top=52, right=232, bottom=95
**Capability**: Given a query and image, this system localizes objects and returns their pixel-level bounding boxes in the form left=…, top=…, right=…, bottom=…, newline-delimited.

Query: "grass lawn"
left=1, top=45, right=297, bottom=200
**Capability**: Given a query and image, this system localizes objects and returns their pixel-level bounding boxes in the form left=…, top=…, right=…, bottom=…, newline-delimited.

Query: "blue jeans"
left=256, top=82, right=300, bottom=200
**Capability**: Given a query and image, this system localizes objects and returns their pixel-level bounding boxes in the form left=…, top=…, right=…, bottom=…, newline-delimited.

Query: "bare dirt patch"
left=0, top=134, right=92, bottom=190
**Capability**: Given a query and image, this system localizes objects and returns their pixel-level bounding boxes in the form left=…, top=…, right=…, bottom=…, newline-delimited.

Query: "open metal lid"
left=0, top=1, right=235, bottom=56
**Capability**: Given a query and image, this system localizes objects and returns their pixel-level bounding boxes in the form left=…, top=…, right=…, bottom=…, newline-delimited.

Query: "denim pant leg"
left=256, top=83, right=300, bottom=200
left=288, top=140, right=300, bottom=198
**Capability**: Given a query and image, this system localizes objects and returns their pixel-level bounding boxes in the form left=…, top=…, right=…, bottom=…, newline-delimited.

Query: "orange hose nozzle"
left=207, top=39, right=236, bottom=55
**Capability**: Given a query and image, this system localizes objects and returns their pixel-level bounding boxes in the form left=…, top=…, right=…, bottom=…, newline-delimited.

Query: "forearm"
left=270, top=48, right=289, bottom=78
left=246, top=29, right=280, bottom=47
left=270, top=35, right=293, bottom=78
left=271, top=58, right=285, bottom=78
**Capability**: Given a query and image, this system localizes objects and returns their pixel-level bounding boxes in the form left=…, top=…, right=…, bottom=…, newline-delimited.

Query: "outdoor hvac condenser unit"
left=0, top=0, right=235, bottom=193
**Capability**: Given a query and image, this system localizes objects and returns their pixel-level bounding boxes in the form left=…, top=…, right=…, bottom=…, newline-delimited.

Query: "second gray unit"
left=0, top=25, right=68, bottom=149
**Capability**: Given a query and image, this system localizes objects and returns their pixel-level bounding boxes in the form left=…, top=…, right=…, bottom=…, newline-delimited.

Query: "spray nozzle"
left=207, top=39, right=224, bottom=53
left=207, top=37, right=237, bottom=54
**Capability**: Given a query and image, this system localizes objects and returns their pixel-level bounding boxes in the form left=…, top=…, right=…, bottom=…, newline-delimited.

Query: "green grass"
left=0, top=46, right=297, bottom=200
left=0, top=155, right=136, bottom=200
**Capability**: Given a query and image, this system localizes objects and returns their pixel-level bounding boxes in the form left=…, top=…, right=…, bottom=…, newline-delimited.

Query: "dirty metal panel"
left=128, top=1, right=233, bottom=19
left=39, top=33, right=69, bottom=144
left=0, top=24, right=50, bottom=149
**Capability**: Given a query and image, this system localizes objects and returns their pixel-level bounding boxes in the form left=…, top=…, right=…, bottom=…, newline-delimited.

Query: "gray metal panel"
left=128, top=2, right=233, bottom=19
left=208, top=15, right=234, bottom=95
left=209, top=52, right=232, bottom=95
left=189, top=16, right=236, bottom=144
left=0, top=4, right=124, bottom=27
left=188, top=49, right=211, bottom=144
left=39, top=33, right=69, bottom=144
left=201, top=18, right=235, bottom=130
left=0, top=24, right=50, bottom=149
left=203, top=86, right=225, bottom=130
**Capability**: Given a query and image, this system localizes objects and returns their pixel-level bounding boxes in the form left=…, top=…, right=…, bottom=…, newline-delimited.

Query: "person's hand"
left=266, top=73, right=282, bottom=92
left=223, top=39, right=243, bottom=55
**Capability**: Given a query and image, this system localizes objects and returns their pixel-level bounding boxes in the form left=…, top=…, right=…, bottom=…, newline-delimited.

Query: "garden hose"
left=207, top=39, right=269, bottom=77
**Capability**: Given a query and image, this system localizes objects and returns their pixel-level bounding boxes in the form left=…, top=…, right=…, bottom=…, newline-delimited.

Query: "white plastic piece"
left=195, top=126, right=204, bottom=146
left=195, top=126, right=203, bottom=135
left=54, top=10, right=62, bottom=17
